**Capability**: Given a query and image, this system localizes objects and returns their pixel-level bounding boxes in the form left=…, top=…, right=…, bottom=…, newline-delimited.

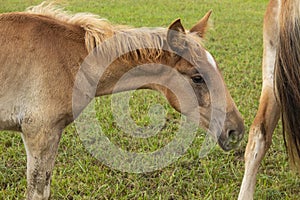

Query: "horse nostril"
left=227, top=129, right=238, bottom=141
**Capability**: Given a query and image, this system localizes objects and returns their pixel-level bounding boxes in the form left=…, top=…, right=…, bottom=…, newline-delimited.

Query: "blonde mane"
left=25, top=2, right=203, bottom=64
left=26, top=1, right=118, bottom=52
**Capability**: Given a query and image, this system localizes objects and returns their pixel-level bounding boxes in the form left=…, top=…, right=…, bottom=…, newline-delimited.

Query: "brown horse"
left=239, top=0, right=300, bottom=199
left=0, top=2, right=244, bottom=200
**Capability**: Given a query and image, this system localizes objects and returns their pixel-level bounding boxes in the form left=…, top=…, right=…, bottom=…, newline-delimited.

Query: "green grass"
left=0, top=0, right=300, bottom=199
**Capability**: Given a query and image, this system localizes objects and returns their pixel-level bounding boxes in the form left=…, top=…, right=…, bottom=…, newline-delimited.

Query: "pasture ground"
left=1, top=0, right=299, bottom=199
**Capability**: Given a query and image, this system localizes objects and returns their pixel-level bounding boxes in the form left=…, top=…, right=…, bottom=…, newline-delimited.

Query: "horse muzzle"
left=217, top=112, right=245, bottom=151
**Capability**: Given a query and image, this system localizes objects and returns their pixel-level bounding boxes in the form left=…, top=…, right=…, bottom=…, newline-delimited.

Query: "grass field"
left=1, top=0, right=300, bottom=199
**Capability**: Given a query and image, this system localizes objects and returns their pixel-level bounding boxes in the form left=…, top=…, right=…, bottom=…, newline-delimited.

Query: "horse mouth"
left=218, top=138, right=242, bottom=151
left=217, top=129, right=244, bottom=151
left=196, top=109, right=245, bottom=151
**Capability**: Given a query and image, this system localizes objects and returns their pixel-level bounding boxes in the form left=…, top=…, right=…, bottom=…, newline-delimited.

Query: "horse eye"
left=192, top=75, right=205, bottom=84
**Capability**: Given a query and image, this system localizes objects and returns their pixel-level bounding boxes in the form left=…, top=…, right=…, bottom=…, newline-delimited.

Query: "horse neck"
left=94, top=54, right=175, bottom=96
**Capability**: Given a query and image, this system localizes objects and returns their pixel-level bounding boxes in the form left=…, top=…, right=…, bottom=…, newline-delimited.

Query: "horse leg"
left=238, top=86, right=280, bottom=200
left=21, top=126, right=62, bottom=200
left=238, top=1, right=280, bottom=199
left=238, top=4, right=280, bottom=199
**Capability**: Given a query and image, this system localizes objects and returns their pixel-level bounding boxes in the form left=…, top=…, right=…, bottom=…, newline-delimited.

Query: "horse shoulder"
left=0, top=12, right=88, bottom=131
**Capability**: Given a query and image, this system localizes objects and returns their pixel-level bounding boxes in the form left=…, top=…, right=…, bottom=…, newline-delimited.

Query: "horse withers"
left=0, top=2, right=244, bottom=199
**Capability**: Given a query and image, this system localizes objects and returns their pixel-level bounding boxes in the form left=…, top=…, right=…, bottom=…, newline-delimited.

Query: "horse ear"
left=167, top=19, right=187, bottom=53
left=190, top=10, right=212, bottom=38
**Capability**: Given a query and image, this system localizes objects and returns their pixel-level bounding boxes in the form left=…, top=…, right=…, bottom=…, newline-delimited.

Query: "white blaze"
left=205, top=50, right=217, bottom=69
